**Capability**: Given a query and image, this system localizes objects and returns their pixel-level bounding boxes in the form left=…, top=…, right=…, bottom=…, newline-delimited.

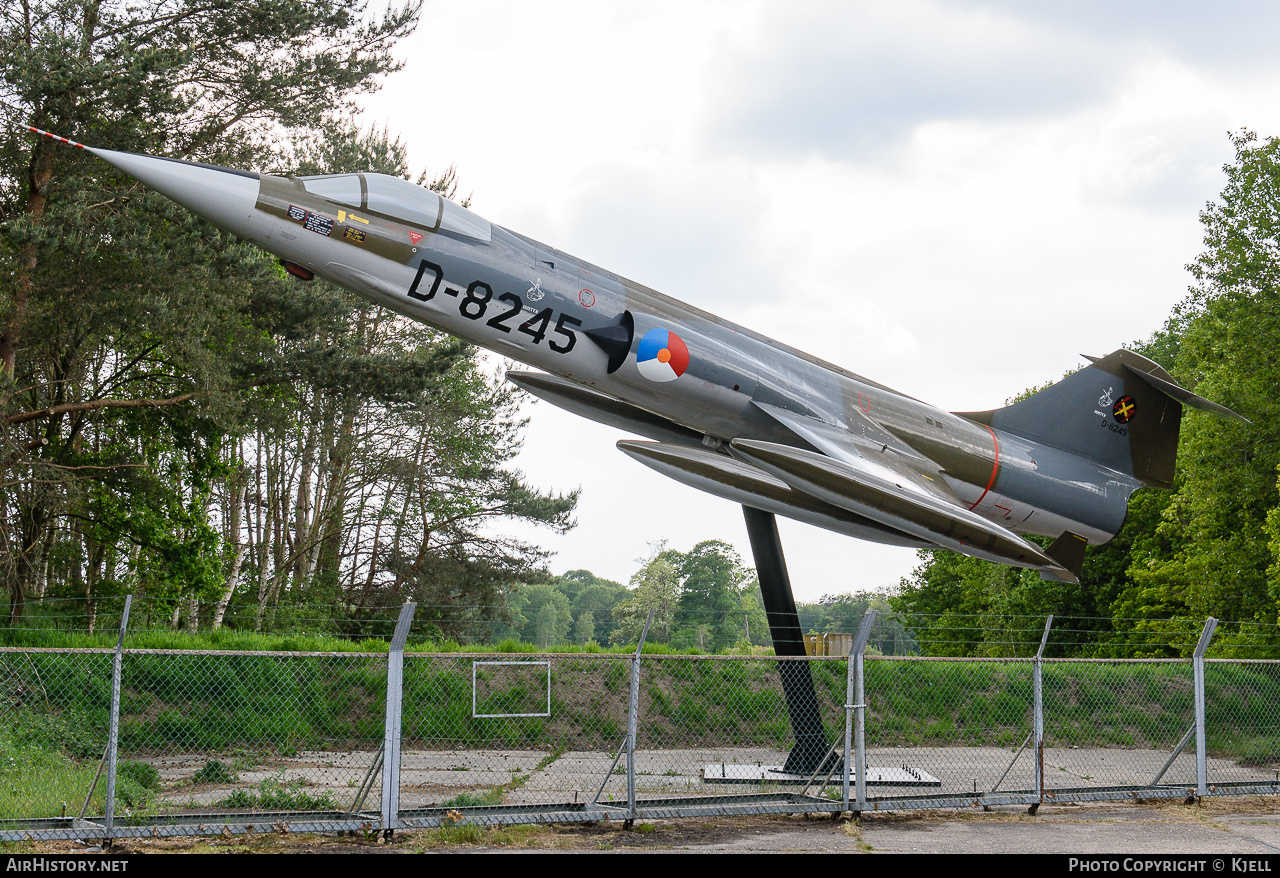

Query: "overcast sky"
left=357, top=1, right=1280, bottom=600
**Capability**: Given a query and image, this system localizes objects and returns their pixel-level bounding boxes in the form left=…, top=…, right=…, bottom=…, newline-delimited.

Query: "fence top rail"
left=0, top=646, right=114, bottom=655
left=405, top=651, right=848, bottom=662
left=3, top=647, right=1270, bottom=663
left=115, top=649, right=390, bottom=658
left=0, top=647, right=845, bottom=660
left=866, top=654, right=1194, bottom=664
left=406, top=650, right=633, bottom=660
left=629, top=652, right=849, bottom=660
left=404, top=651, right=849, bottom=661
left=620, top=653, right=849, bottom=662
left=1042, top=657, right=1193, bottom=664
left=866, top=654, right=1029, bottom=663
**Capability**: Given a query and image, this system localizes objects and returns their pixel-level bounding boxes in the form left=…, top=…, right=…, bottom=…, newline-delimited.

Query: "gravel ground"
left=9, top=797, right=1280, bottom=854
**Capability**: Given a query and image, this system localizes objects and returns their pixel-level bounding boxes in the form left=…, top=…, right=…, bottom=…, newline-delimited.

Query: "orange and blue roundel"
left=636, top=328, right=689, bottom=383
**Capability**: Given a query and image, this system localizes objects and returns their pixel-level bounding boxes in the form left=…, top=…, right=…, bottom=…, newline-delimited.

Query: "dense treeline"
left=0, top=542, right=892, bottom=656
left=893, top=131, right=1280, bottom=658
left=464, top=541, right=771, bottom=653
left=0, top=0, right=575, bottom=639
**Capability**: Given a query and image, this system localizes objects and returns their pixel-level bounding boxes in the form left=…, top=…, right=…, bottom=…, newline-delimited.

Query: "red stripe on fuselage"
left=967, top=425, right=1001, bottom=511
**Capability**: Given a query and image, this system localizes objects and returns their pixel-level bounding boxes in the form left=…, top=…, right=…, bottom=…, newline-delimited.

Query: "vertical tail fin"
left=958, top=350, right=1246, bottom=489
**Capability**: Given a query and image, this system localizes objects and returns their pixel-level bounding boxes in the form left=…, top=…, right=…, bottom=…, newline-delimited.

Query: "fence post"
left=102, top=595, right=131, bottom=843
left=626, top=609, right=656, bottom=828
left=380, top=602, right=416, bottom=839
left=1032, top=614, right=1053, bottom=812
left=845, top=610, right=877, bottom=813
left=842, top=636, right=853, bottom=812
left=1193, top=617, right=1218, bottom=799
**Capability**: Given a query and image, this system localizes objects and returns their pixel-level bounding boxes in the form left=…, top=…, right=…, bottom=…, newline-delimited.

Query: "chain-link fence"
left=0, top=648, right=114, bottom=840
left=5, top=605, right=1280, bottom=841
left=112, top=648, right=388, bottom=837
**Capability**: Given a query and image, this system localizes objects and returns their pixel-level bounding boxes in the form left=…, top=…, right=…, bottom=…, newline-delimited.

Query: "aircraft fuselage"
left=246, top=172, right=1137, bottom=552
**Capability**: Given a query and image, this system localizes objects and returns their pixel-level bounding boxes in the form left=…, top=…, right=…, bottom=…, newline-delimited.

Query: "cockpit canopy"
left=298, top=173, right=491, bottom=244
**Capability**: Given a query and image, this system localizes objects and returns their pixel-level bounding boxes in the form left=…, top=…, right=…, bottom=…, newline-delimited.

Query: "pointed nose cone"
left=88, top=148, right=261, bottom=236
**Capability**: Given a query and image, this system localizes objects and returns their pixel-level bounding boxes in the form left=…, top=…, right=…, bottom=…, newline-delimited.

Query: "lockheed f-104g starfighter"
left=29, top=127, right=1245, bottom=772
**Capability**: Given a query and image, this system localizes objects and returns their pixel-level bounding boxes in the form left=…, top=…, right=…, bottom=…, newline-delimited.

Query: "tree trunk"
left=213, top=482, right=247, bottom=630
left=213, top=542, right=247, bottom=631
left=0, top=0, right=100, bottom=378
left=0, top=138, right=55, bottom=378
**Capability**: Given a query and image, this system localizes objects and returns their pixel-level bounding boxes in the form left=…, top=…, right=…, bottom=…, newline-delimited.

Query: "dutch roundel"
left=636, top=328, right=690, bottom=383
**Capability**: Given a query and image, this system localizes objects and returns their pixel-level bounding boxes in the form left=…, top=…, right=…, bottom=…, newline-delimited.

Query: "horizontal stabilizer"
left=506, top=371, right=702, bottom=447
left=1119, top=363, right=1250, bottom=425
left=729, top=438, right=1078, bottom=582
left=617, top=441, right=927, bottom=548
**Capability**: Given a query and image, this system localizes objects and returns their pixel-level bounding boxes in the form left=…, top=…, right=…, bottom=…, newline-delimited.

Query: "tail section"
left=959, top=350, right=1246, bottom=489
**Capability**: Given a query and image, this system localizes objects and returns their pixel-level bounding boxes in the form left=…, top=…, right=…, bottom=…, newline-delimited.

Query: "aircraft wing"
left=617, top=440, right=929, bottom=549
left=731, top=406, right=1077, bottom=582
left=751, top=400, right=950, bottom=497
left=509, top=370, right=1075, bottom=581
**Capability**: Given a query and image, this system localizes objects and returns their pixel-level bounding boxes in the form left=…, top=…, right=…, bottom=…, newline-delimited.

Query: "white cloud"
left=701, top=1, right=1121, bottom=161
left=961, top=0, right=1280, bottom=72
left=358, top=0, right=1280, bottom=600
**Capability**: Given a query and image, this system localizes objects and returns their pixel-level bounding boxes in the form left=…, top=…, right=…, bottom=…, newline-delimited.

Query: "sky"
left=357, top=1, right=1280, bottom=601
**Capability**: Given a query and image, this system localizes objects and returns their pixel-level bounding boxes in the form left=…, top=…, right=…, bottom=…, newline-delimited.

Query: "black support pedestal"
left=742, top=506, right=831, bottom=775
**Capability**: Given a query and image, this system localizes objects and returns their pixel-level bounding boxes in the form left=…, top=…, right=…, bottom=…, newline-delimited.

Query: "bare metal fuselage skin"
left=248, top=173, right=1135, bottom=546
left=75, top=145, right=1168, bottom=580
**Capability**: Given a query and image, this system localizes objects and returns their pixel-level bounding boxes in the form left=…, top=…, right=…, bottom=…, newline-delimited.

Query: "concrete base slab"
left=702, top=763, right=940, bottom=786
left=130, top=744, right=1280, bottom=817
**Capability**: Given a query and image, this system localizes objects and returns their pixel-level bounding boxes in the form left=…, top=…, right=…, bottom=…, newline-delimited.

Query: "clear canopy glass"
left=299, top=173, right=491, bottom=243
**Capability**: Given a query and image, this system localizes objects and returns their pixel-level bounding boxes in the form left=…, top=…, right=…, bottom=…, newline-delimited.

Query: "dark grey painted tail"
left=958, top=350, right=1245, bottom=489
